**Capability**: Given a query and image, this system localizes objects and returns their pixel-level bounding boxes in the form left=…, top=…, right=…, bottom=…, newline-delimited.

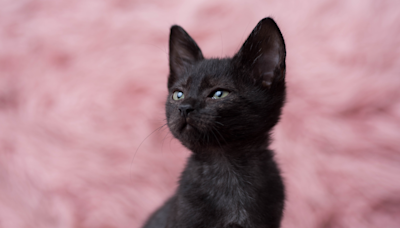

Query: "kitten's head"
left=166, top=18, right=286, bottom=152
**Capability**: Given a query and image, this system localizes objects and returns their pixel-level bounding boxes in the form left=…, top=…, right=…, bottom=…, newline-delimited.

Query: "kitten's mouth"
left=180, top=118, right=195, bottom=133
left=184, top=124, right=193, bottom=131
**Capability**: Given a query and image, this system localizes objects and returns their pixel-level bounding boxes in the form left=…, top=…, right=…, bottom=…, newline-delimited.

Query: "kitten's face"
left=166, top=18, right=286, bottom=152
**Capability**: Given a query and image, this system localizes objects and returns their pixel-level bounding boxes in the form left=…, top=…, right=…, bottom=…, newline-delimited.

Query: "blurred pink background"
left=1, top=0, right=400, bottom=227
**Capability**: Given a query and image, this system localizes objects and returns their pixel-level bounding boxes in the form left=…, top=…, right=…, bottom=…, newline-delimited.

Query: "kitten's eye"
left=172, top=91, right=185, bottom=100
left=211, top=90, right=229, bottom=99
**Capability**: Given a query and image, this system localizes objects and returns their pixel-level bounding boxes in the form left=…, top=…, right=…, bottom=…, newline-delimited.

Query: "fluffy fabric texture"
left=0, top=0, right=399, bottom=227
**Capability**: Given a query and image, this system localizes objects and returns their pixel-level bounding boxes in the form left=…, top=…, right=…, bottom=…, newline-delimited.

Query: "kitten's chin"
left=174, top=125, right=204, bottom=148
left=170, top=119, right=223, bottom=150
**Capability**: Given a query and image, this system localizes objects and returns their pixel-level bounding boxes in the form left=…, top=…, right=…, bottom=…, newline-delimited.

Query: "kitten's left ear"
left=233, top=18, right=286, bottom=88
left=168, top=25, right=204, bottom=87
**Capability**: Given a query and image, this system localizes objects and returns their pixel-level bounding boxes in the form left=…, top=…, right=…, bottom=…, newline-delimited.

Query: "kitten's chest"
left=182, top=159, right=255, bottom=225
left=208, top=173, right=249, bottom=225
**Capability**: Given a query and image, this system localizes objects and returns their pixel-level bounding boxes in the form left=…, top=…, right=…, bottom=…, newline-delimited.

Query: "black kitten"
left=143, top=17, right=286, bottom=228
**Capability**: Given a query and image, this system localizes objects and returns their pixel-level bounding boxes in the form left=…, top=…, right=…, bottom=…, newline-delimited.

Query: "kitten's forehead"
left=185, top=59, right=232, bottom=91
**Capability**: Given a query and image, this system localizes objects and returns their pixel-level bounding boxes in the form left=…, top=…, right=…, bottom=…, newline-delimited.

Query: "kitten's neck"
left=190, top=145, right=274, bottom=173
left=190, top=137, right=271, bottom=160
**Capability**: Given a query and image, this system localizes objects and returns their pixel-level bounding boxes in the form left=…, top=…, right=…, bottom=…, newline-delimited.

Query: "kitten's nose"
left=179, top=104, right=194, bottom=117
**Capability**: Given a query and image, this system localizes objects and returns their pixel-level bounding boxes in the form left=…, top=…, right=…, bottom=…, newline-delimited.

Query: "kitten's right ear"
left=233, top=18, right=286, bottom=89
left=168, top=26, right=204, bottom=86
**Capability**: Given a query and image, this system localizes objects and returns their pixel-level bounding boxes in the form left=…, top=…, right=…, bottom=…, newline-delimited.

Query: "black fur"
left=143, top=17, right=286, bottom=228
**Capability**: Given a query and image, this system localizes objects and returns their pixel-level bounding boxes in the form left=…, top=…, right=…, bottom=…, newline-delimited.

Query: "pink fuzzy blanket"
left=1, top=0, right=399, bottom=227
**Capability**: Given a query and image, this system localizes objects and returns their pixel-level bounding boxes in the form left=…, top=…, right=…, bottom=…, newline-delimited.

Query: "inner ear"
left=233, top=17, right=286, bottom=88
left=168, top=25, right=204, bottom=87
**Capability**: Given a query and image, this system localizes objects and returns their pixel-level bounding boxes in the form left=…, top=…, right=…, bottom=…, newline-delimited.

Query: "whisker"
left=198, top=113, right=221, bottom=118
left=168, top=134, right=174, bottom=152
left=161, top=129, right=170, bottom=154
left=215, top=121, right=224, bottom=126
left=211, top=125, right=228, bottom=145
left=210, top=128, right=223, bottom=150
left=130, top=123, right=168, bottom=180
left=161, top=130, right=176, bottom=180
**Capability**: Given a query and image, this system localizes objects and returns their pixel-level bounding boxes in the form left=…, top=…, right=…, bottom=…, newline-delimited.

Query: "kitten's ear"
left=234, top=18, right=286, bottom=88
left=169, top=25, right=204, bottom=85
